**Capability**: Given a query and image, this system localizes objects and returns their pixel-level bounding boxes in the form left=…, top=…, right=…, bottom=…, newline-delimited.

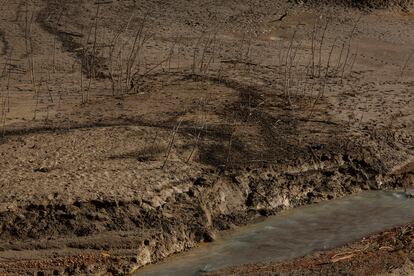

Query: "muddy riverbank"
left=140, top=191, right=414, bottom=275
left=210, top=220, right=414, bottom=276
left=0, top=0, right=413, bottom=274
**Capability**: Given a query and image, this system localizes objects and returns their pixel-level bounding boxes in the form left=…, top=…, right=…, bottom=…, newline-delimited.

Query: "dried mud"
left=0, top=0, right=413, bottom=275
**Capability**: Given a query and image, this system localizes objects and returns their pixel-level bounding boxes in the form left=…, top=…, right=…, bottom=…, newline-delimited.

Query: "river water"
left=139, top=190, right=414, bottom=276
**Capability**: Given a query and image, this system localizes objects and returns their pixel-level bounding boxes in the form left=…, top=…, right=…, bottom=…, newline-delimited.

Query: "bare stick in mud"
left=187, top=119, right=206, bottom=163
left=82, top=25, right=93, bottom=77
left=52, top=37, right=56, bottom=72
left=340, top=16, right=361, bottom=84
left=86, top=4, right=101, bottom=101
left=203, top=36, right=220, bottom=76
left=52, top=10, right=64, bottom=74
left=283, top=23, right=300, bottom=103
left=108, top=14, right=134, bottom=95
left=24, top=1, right=30, bottom=70
left=349, top=46, right=359, bottom=76
left=45, top=72, right=54, bottom=103
left=287, top=35, right=303, bottom=101
left=125, top=15, right=150, bottom=91
left=149, top=129, right=160, bottom=159
left=1, top=56, right=11, bottom=137
left=226, top=128, right=235, bottom=167
left=0, top=95, right=6, bottom=137
left=5, top=50, right=12, bottom=113
left=32, top=57, right=39, bottom=120
left=401, top=50, right=413, bottom=78
left=335, top=41, right=345, bottom=77
left=318, top=19, right=329, bottom=78
left=310, top=19, right=318, bottom=78
left=119, top=49, right=124, bottom=94
left=130, top=57, right=169, bottom=90
left=309, top=38, right=337, bottom=117
left=167, top=37, right=179, bottom=73
left=199, top=30, right=216, bottom=75
left=162, top=119, right=183, bottom=169
left=192, top=34, right=204, bottom=76
left=25, top=4, right=37, bottom=109
left=226, top=113, right=237, bottom=166
left=80, top=63, right=84, bottom=103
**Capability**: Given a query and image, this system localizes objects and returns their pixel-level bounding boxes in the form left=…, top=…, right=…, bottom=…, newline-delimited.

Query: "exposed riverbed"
left=140, top=191, right=414, bottom=275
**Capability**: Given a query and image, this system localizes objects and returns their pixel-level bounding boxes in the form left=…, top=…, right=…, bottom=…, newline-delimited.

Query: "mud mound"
left=294, top=0, right=413, bottom=10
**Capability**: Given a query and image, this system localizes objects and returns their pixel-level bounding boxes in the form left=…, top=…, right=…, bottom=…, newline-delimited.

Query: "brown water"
left=139, top=190, right=414, bottom=276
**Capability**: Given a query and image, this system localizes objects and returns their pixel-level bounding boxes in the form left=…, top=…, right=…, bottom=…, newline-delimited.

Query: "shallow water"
left=139, top=191, right=414, bottom=276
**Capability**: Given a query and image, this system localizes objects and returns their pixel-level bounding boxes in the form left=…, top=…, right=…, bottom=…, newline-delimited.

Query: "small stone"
left=203, top=231, right=216, bottom=242
left=405, top=189, right=414, bottom=198
left=136, top=247, right=152, bottom=266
